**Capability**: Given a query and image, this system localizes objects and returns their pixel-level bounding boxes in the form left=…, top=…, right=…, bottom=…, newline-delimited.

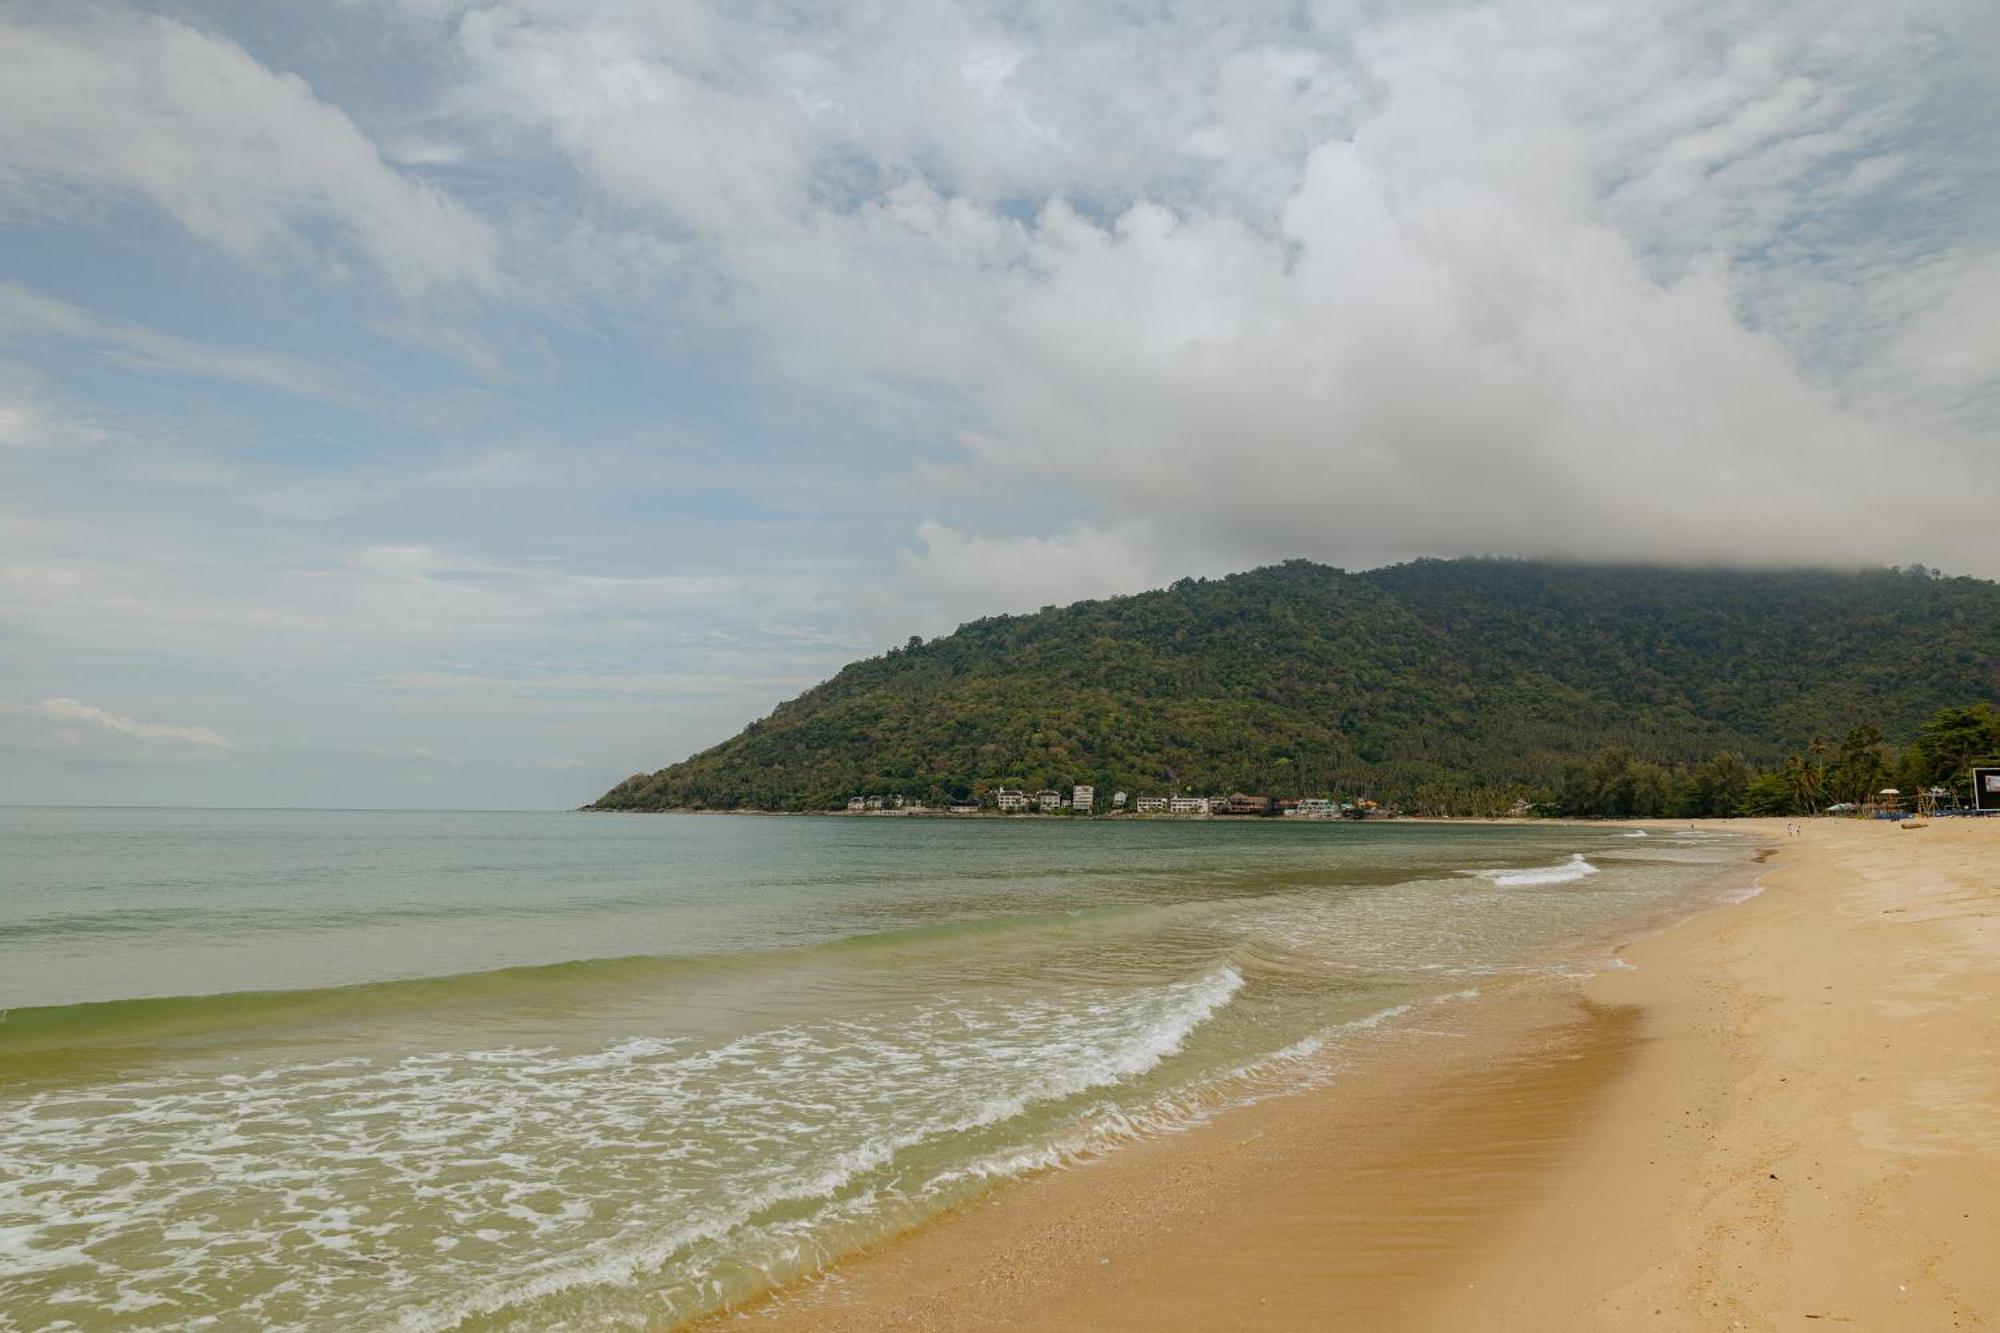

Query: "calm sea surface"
left=0, top=808, right=1757, bottom=1330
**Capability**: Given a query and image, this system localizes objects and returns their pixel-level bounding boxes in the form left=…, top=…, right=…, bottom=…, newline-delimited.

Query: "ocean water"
left=0, top=809, right=1757, bottom=1330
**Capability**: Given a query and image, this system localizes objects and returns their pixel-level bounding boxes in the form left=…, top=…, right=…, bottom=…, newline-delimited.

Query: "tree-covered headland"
left=589, top=559, right=2000, bottom=816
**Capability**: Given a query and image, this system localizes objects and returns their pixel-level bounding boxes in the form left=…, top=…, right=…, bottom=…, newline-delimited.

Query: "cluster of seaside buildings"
left=841, top=788, right=1379, bottom=818
left=992, top=785, right=1096, bottom=813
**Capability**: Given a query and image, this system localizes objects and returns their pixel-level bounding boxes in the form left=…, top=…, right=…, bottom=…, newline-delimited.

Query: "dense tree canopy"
left=1549, top=704, right=2000, bottom=819
left=590, top=559, right=2000, bottom=813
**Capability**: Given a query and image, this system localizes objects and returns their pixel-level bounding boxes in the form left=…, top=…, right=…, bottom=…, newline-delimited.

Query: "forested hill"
left=590, top=559, right=2000, bottom=813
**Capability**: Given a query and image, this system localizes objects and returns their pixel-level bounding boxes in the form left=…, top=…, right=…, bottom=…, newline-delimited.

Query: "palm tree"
left=1786, top=751, right=1826, bottom=815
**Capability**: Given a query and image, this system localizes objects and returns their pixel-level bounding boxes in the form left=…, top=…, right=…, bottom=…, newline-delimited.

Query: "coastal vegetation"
left=591, top=559, right=2000, bottom=815
left=1547, top=702, right=2000, bottom=818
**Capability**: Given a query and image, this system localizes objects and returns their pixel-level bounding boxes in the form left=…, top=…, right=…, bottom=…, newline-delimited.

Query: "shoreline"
left=580, top=805, right=1654, bottom=823
left=1432, top=815, right=1999, bottom=1328
left=699, top=817, right=1999, bottom=1330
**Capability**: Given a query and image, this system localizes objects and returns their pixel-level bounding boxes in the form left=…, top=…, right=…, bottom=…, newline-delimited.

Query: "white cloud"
left=0, top=377, right=112, bottom=451
left=0, top=524, right=837, bottom=669
left=427, top=0, right=1997, bottom=622
left=0, top=393, right=58, bottom=450
left=1881, top=252, right=2000, bottom=422
left=453, top=3, right=799, bottom=237
left=0, top=284, right=345, bottom=398
left=369, top=667, right=823, bottom=700
left=0, top=697, right=234, bottom=756
left=0, top=12, right=495, bottom=296
left=384, top=136, right=470, bottom=167
left=0, top=399, right=31, bottom=449
left=898, top=519, right=1170, bottom=624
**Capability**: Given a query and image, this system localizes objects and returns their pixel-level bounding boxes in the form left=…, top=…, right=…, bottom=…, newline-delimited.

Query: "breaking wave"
left=1, top=966, right=1245, bottom=1330
left=1469, top=853, right=1601, bottom=887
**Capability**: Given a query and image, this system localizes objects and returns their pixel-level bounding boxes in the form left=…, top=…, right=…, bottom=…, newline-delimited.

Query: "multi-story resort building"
left=1135, top=795, right=1168, bottom=813
left=1036, top=790, right=1063, bottom=812
left=995, top=788, right=1029, bottom=811
left=1072, top=785, right=1094, bottom=813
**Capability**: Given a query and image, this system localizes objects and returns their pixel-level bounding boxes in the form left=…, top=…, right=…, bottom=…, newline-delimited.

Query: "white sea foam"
left=925, top=999, right=1405, bottom=1191
left=1471, top=853, right=1601, bottom=887
left=924, top=982, right=1495, bottom=1205
left=393, top=964, right=1245, bottom=1331
left=1716, top=878, right=1767, bottom=907
left=0, top=1224, right=96, bottom=1276
left=1, top=965, right=1248, bottom=1333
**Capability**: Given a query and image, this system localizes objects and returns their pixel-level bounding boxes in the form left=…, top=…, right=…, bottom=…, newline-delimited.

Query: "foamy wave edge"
left=393, top=965, right=1246, bottom=1332
left=1468, top=853, right=1600, bottom=887
left=930, top=984, right=1488, bottom=1192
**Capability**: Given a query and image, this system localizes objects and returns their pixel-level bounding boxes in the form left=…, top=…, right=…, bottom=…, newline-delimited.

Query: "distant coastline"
left=578, top=804, right=1402, bottom=820
left=590, top=561, right=2000, bottom=820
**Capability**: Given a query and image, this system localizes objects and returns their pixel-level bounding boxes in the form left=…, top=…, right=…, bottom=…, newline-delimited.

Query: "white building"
left=1136, top=795, right=1168, bottom=813
left=845, top=796, right=866, bottom=811
left=1290, top=798, right=1337, bottom=818
left=1072, top=785, right=1094, bottom=813
left=995, top=788, right=1028, bottom=811
left=1112, top=791, right=1127, bottom=810
left=1036, top=789, right=1063, bottom=812
left=1168, top=796, right=1208, bottom=815
left=864, top=795, right=885, bottom=811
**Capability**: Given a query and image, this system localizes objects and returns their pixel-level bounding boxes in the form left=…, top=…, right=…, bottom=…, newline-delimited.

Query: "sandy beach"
left=719, top=817, right=2000, bottom=1330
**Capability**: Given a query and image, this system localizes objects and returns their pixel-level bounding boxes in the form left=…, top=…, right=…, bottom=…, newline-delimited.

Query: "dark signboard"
left=1974, top=766, right=2000, bottom=813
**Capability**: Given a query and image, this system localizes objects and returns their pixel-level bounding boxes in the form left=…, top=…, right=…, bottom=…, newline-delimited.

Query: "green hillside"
left=590, top=559, right=2000, bottom=814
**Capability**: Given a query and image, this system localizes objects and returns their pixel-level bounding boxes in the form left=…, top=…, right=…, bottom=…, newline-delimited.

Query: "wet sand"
left=708, top=817, right=2000, bottom=1330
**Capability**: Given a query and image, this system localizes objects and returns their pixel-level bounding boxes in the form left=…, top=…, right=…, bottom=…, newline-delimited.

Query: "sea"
left=0, top=808, right=1759, bottom=1330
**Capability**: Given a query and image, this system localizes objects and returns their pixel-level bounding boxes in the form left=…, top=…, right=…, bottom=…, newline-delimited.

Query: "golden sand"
left=711, top=818, right=2000, bottom=1331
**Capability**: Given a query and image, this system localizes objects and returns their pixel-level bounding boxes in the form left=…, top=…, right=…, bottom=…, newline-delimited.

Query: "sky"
left=1, top=0, right=1996, bottom=809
